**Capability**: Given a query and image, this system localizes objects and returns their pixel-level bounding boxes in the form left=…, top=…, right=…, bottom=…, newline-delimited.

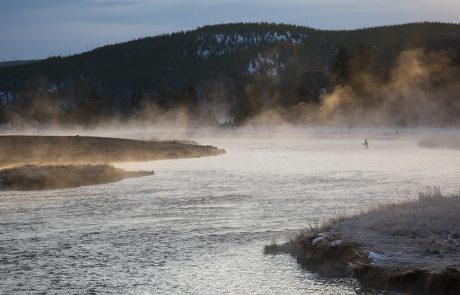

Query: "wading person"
left=362, top=138, right=369, bottom=149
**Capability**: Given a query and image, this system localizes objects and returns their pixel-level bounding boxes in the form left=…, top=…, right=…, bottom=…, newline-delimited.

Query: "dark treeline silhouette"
left=1, top=22, right=460, bottom=127
left=0, top=60, right=40, bottom=68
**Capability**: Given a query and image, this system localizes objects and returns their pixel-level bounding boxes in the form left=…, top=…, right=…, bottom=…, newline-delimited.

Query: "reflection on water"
left=1, top=134, right=460, bottom=294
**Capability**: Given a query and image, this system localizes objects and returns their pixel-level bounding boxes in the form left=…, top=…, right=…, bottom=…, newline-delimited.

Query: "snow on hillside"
left=195, top=31, right=307, bottom=59
left=0, top=91, right=15, bottom=105
left=247, top=52, right=286, bottom=76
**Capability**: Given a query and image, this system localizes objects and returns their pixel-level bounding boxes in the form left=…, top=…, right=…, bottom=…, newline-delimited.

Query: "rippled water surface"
left=2, top=131, right=460, bottom=294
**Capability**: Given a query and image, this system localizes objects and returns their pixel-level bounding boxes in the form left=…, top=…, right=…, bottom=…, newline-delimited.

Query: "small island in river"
left=265, top=188, right=460, bottom=294
left=0, top=164, right=153, bottom=191
left=0, top=135, right=225, bottom=190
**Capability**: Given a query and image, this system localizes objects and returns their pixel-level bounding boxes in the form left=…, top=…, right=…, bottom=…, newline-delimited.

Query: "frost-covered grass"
left=270, top=187, right=460, bottom=267
left=333, top=187, right=460, bottom=262
left=340, top=187, right=460, bottom=239
left=265, top=188, right=460, bottom=293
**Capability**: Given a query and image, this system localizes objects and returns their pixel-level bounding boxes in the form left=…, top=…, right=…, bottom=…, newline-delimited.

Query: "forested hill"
left=1, top=22, right=460, bottom=126
left=0, top=60, right=40, bottom=68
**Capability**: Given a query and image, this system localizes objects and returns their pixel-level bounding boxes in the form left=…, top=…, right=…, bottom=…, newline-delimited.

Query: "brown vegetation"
left=0, top=135, right=224, bottom=190
left=0, top=164, right=153, bottom=190
left=265, top=231, right=368, bottom=277
left=0, top=135, right=225, bottom=168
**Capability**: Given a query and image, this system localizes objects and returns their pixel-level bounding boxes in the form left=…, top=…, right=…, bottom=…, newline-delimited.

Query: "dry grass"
left=265, top=187, right=460, bottom=293
left=339, top=187, right=460, bottom=239
left=0, top=135, right=224, bottom=190
left=0, top=164, right=153, bottom=190
left=0, top=135, right=224, bottom=168
left=328, top=187, right=460, bottom=270
left=268, top=187, right=460, bottom=269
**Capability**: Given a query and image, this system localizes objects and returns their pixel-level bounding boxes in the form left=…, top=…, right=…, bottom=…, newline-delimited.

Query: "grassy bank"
left=0, top=164, right=153, bottom=190
left=266, top=188, right=460, bottom=294
left=0, top=135, right=225, bottom=168
left=0, top=135, right=224, bottom=190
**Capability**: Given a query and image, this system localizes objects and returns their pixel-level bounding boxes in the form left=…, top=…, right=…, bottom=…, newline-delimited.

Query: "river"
left=1, top=129, right=460, bottom=294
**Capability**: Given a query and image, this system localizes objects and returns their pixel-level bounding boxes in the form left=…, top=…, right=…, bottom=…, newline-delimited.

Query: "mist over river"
left=2, top=128, right=460, bottom=294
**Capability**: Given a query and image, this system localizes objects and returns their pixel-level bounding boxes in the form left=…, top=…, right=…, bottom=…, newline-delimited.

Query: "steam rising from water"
left=1, top=45, right=460, bottom=143
left=248, top=49, right=460, bottom=127
left=2, top=46, right=460, bottom=130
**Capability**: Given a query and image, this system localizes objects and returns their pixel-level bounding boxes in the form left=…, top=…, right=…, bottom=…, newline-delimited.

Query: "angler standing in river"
left=363, top=139, right=369, bottom=149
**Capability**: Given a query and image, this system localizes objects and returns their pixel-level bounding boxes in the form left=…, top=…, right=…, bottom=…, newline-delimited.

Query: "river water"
left=1, top=129, right=460, bottom=294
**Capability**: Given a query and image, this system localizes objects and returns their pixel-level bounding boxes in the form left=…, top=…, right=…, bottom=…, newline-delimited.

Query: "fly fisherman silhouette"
left=362, top=139, right=369, bottom=149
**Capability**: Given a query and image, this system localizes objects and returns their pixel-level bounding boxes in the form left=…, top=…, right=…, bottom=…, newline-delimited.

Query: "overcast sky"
left=1, top=0, right=459, bottom=61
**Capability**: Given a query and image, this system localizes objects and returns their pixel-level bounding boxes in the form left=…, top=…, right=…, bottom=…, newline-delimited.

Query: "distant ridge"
left=0, top=22, right=460, bottom=126
left=0, top=60, right=40, bottom=68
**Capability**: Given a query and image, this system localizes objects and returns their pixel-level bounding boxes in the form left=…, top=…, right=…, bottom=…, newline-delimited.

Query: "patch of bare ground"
left=265, top=188, right=460, bottom=294
left=0, top=164, right=153, bottom=190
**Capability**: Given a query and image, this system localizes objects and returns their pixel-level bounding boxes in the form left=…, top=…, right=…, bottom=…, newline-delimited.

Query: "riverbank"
left=0, top=135, right=225, bottom=167
left=0, top=135, right=224, bottom=190
left=265, top=189, right=460, bottom=294
left=0, top=164, right=153, bottom=190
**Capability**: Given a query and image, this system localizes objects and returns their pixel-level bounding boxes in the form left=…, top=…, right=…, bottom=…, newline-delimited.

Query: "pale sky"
left=0, top=0, right=459, bottom=61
